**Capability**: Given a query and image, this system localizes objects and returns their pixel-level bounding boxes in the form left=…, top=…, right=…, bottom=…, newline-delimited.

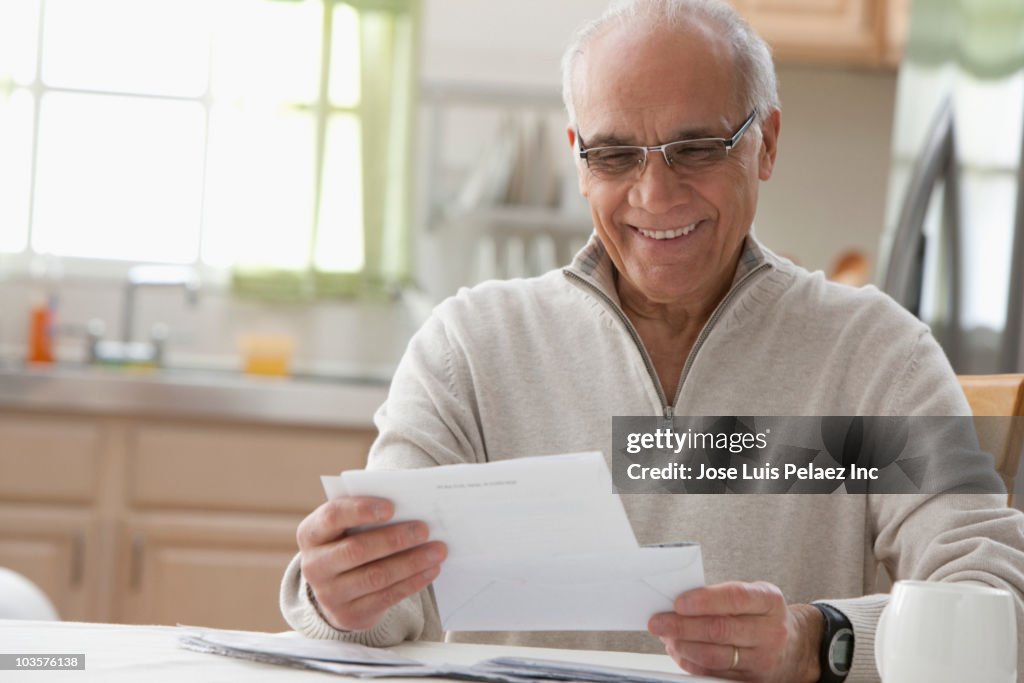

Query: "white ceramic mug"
left=875, top=580, right=1017, bottom=682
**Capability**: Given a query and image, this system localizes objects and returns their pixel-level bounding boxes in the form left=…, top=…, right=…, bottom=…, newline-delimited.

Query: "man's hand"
left=297, top=496, right=447, bottom=632
left=648, top=581, right=824, bottom=682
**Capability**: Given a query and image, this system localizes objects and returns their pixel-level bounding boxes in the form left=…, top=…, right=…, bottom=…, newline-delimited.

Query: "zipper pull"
left=662, top=404, right=674, bottom=430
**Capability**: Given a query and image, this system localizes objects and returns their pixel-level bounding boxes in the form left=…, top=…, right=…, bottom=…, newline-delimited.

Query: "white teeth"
left=638, top=223, right=698, bottom=240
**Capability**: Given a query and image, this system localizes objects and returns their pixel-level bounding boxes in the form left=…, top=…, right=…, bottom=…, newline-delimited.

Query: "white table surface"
left=0, top=620, right=687, bottom=682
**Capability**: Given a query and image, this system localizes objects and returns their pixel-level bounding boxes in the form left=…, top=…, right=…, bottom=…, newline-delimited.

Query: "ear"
left=567, top=125, right=589, bottom=197
left=757, top=108, right=781, bottom=181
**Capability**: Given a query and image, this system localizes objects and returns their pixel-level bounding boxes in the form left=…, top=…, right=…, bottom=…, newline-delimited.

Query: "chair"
left=0, top=567, right=60, bottom=621
left=957, top=374, right=1024, bottom=506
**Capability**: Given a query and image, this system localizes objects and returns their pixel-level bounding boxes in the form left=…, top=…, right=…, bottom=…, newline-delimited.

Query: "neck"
left=615, top=260, right=738, bottom=336
left=614, top=254, right=740, bottom=401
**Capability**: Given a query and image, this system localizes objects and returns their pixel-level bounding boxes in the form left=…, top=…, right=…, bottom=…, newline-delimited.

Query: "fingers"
left=673, top=581, right=785, bottom=617
left=297, top=496, right=451, bottom=632
left=329, top=540, right=448, bottom=603
left=663, top=639, right=747, bottom=677
left=311, top=542, right=448, bottom=632
left=297, top=497, right=394, bottom=549
left=343, top=563, right=444, bottom=629
left=301, top=515, right=446, bottom=588
left=651, top=582, right=794, bottom=681
left=328, top=520, right=432, bottom=574
left=649, top=611, right=763, bottom=647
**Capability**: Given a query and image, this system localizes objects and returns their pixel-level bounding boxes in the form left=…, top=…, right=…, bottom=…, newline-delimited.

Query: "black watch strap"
left=813, top=603, right=854, bottom=683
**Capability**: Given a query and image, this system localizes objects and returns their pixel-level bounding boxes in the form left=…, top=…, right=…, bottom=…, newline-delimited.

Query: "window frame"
left=0, top=0, right=417, bottom=298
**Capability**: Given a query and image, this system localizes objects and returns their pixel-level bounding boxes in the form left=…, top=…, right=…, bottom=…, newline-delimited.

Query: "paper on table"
left=176, top=627, right=421, bottom=665
left=324, top=452, right=639, bottom=559
left=177, top=630, right=461, bottom=680
left=479, top=656, right=730, bottom=683
left=178, top=627, right=731, bottom=682
left=321, top=451, right=705, bottom=631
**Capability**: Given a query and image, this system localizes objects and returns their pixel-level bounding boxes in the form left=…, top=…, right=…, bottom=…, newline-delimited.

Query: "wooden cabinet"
left=0, top=409, right=374, bottom=630
left=114, top=514, right=301, bottom=630
left=0, top=414, right=104, bottom=621
left=729, top=0, right=908, bottom=68
left=0, top=413, right=103, bottom=504
left=0, top=509, right=97, bottom=621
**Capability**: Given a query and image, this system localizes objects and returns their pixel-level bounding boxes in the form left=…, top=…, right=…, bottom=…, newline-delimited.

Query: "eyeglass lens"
left=586, top=140, right=729, bottom=177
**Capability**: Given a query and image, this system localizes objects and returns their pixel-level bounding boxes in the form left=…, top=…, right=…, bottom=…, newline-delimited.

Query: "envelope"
left=433, top=544, right=704, bottom=631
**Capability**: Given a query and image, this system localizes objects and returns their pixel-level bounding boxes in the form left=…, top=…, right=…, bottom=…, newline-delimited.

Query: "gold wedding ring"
left=729, top=645, right=740, bottom=670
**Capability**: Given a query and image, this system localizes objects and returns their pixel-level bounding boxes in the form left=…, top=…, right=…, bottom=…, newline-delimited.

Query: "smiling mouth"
left=633, top=223, right=699, bottom=240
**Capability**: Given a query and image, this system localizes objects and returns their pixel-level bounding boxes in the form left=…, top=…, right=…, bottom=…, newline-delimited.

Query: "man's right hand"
left=297, top=496, right=448, bottom=632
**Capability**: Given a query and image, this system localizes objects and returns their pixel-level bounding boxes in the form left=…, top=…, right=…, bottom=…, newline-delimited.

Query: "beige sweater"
left=281, top=235, right=1024, bottom=682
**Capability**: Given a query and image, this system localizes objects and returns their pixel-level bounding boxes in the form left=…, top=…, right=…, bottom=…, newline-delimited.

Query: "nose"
left=628, top=151, right=692, bottom=214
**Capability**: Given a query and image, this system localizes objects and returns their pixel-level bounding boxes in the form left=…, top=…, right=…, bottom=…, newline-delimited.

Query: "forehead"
left=573, top=18, right=741, bottom=139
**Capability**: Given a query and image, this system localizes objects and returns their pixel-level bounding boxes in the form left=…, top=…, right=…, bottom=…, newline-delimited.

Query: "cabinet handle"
left=70, top=532, right=85, bottom=587
left=130, top=534, right=144, bottom=590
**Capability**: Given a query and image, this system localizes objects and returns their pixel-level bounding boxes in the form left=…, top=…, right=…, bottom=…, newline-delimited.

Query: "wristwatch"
left=814, top=603, right=854, bottom=682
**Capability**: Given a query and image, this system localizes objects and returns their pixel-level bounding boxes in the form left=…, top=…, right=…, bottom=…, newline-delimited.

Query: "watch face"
left=829, top=628, right=855, bottom=675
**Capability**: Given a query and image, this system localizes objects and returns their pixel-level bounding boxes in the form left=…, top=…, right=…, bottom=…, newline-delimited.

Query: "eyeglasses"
left=577, top=110, right=758, bottom=179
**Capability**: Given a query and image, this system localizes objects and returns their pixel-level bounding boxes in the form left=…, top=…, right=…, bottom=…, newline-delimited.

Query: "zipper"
left=564, top=270, right=669, bottom=410
left=564, top=262, right=771, bottom=419
left=670, top=262, right=771, bottom=410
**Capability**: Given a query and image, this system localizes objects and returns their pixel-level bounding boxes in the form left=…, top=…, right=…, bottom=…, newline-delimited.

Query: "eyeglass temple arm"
left=726, top=111, right=758, bottom=149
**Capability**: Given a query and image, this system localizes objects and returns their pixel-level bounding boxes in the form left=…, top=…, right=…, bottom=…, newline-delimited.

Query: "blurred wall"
left=417, top=0, right=899, bottom=286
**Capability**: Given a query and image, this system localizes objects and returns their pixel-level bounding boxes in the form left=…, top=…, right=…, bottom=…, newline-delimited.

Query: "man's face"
left=568, top=20, right=780, bottom=307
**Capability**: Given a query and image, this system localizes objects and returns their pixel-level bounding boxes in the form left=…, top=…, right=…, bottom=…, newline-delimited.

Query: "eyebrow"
left=582, top=125, right=724, bottom=148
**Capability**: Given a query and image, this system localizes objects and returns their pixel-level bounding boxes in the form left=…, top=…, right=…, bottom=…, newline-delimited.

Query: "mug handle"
left=874, top=602, right=891, bottom=679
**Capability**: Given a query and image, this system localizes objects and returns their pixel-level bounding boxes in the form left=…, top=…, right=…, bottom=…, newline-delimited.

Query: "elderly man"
left=281, top=1, right=1024, bottom=681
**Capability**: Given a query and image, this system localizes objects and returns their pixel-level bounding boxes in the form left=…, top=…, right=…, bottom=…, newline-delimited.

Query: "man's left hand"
left=648, top=581, right=824, bottom=682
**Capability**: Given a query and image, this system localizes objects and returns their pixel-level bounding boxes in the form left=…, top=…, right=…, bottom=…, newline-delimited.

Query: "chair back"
left=0, top=567, right=60, bottom=620
left=957, top=374, right=1024, bottom=505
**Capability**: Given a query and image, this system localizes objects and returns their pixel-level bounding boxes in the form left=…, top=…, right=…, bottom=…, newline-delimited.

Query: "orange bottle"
left=27, top=297, right=55, bottom=364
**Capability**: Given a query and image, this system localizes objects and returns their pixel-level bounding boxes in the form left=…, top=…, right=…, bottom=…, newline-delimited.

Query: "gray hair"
left=560, top=0, right=780, bottom=126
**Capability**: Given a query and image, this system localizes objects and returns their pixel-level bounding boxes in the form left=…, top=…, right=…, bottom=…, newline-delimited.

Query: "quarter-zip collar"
left=563, top=231, right=777, bottom=416
left=564, top=230, right=772, bottom=302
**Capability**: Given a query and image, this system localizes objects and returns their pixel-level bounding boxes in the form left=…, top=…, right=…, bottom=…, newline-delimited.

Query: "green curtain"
left=958, top=0, right=1024, bottom=78
left=233, top=0, right=419, bottom=302
left=907, top=0, right=1024, bottom=78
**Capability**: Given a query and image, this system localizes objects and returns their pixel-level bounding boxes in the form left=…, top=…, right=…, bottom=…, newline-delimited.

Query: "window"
left=0, top=0, right=417, bottom=299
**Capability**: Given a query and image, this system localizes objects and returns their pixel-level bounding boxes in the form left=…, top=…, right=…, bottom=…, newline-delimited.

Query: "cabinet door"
left=884, top=0, right=909, bottom=65
left=0, top=412, right=101, bottom=503
left=115, top=515, right=300, bottom=631
left=733, top=0, right=887, bottom=65
left=128, top=421, right=374, bottom=514
left=0, top=508, right=96, bottom=621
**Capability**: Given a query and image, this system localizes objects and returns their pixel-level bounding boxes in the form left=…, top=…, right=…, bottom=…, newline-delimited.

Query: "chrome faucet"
left=122, top=265, right=200, bottom=346
left=87, top=265, right=200, bottom=367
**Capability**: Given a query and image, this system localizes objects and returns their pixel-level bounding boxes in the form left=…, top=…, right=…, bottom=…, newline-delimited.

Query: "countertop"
left=0, top=362, right=390, bottom=429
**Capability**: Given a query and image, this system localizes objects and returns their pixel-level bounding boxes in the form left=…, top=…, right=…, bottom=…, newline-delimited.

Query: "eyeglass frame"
left=576, top=109, right=759, bottom=176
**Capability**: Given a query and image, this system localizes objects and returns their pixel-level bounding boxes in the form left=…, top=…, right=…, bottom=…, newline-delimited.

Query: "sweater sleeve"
left=822, top=330, right=1024, bottom=683
left=279, top=308, right=482, bottom=644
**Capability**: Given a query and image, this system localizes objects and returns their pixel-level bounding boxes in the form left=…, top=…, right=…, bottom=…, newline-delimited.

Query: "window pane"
left=0, top=0, right=40, bottom=85
left=955, top=71, right=1024, bottom=170
left=210, top=0, right=321, bottom=103
left=202, top=103, right=316, bottom=269
left=42, top=0, right=210, bottom=97
left=316, top=115, right=364, bottom=272
left=330, top=3, right=360, bottom=107
left=0, top=90, right=34, bottom=253
left=959, top=172, right=1017, bottom=331
left=32, top=92, right=205, bottom=262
